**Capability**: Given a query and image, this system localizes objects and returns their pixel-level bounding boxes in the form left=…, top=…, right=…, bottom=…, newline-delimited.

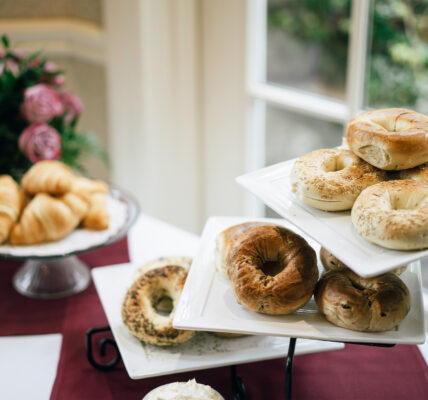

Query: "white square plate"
left=236, top=159, right=428, bottom=277
left=92, top=263, right=343, bottom=380
left=173, top=217, right=425, bottom=345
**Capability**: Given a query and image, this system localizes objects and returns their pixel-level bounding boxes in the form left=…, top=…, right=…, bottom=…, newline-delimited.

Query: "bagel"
left=351, top=180, right=428, bottom=250
left=225, top=224, right=318, bottom=314
left=215, top=221, right=271, bottom=278
left=346, top=108, right=428, bottom=170
left=122, top=260, right=195, bottom=346
left=320, top=247, right=407, bottom=275
left=399, top=162, right=428, bottom=183
left=315, top=267, right=411, bottom=332
left=290, top=148, right=386, bottom=211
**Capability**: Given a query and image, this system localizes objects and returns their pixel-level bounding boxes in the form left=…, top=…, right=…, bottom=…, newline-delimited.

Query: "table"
left=1, top=214, right=428, bottom=400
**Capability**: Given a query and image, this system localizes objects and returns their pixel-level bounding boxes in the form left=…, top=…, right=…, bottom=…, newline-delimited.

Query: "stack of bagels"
left=216, top=222, right=411, bottom=333
left=290, top=107, right=428, bottom=251
left=215, top=107, right=428, bottom=333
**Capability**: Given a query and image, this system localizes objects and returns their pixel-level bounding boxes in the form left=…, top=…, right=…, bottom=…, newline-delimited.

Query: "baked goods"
left=136, top=256, right=192, bottom=278
left=9, top=192, right=88, bottom=245
left=319, top=247, right=347, bottom=271
left=399, top=162, right=428, bottom=183
left=351, top=180, right=428, bottom=250
left=0, top=176, right=22, bottom=244
left=226, top=224, right=318, bottom=314
left=346, top=108, right=428, bottom=170
left=122, top=257, right=195, bottom=346
left=290, top=148, right=386, bottom=211
left=21, top=160, right=75, bottom=195
left=215, top=221, right=270, bottom=278
left=315, top=267, right=411, bottom=332
left=320, top=247, right=407, bottom=275
left=81, top=193, right=109, bottom=230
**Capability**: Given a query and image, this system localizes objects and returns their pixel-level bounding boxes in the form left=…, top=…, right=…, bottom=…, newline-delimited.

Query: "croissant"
left=21, top=160, right=75, bottom=195
left=9, top=192, right=88, bottom=245
left=82, top=193, right=109, bottom=230
left=71, top=176, right=109, bottom=230
left=0, top=175, right=22, bottom=243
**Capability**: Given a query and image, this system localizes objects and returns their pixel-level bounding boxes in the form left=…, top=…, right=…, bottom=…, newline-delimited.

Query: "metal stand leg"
left=285, top=337, right=297, bottom=400
left=231, top=365, right=246, bottom=400
left=86, top=326, right=121, bottom=370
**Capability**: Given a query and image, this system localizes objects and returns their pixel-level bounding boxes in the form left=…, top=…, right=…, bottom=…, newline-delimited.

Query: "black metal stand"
left=85, top=325, right=396, bottom=400
left=86, top=326, right=121, bottom=371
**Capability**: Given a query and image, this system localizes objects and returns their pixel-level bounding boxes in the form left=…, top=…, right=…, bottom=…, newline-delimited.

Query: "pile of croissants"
left=0, top=160, right=109, bottom=245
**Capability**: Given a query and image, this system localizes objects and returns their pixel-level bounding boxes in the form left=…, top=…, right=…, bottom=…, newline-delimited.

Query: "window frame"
left=245, top=0, right=372, bottom=216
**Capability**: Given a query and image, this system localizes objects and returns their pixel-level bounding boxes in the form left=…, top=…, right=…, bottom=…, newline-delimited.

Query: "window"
left=246, top=0, right=428, bottom=216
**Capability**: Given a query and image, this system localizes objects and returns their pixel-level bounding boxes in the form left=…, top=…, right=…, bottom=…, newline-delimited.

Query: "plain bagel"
left=351, top=180, right=428, bottom=250
left=290, top=148, right=386, bottom=211
left=226, top=224, right=318, bottom=314
left=122, top=261, right=195, bottom=346
left=315, top=267, right=411, bottom=332
left=346, top=108, right=428, bottom=170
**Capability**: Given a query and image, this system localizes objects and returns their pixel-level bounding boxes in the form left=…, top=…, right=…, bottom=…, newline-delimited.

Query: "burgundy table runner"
left=1, top=237, right=427, bottom=399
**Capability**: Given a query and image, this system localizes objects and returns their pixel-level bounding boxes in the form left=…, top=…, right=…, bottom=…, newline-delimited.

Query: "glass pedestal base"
left=12, top=255, right=91, bottom=299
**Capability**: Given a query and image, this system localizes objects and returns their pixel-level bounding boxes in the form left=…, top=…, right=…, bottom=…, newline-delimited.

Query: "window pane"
left=365, top=1, right=428, bottom=113
left=267, top=0, right=351, bottom=100
left=266, top=105, right=344, bottom=166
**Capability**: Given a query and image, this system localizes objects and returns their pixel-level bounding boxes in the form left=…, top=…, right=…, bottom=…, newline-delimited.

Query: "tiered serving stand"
left=84, top=159, right=426, bottom=399
left=0, top=188, right=138, bottom=299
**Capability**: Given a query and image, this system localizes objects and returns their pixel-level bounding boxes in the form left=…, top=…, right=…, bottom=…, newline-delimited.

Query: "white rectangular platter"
left=173, top=216, right=425, bottom=345
left=236, top=159, right=428, bottom=277
left=92, top=262, right=343, bottom=380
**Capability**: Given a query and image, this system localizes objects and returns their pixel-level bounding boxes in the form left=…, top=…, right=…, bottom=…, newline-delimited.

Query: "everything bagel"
left=122, top=261, right=195, bottom=346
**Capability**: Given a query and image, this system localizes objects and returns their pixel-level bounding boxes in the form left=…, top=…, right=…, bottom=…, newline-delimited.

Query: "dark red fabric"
left=2, top=237, right=428, bottom=400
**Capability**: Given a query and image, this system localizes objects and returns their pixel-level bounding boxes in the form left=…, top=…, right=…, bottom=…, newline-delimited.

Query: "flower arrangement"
left=0, top=35, right=107, bottom=180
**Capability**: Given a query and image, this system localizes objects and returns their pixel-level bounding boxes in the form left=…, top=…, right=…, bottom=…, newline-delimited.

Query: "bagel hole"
left=261, top=260, right=285, bottom=277
left=151, top=292, right=174, bottom=316
left=350, top=280, right=364, bottom=291
left=381, top=312, right=387, bottom=317
left=322, top=156, right=352, bottom=173
left=342, top=304, right=351, bottom=309
left=389, top=191, right=425, bottom=210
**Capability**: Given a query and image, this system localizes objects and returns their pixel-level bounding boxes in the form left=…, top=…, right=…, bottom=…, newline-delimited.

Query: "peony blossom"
left=19, top=122, right=62, bottom=163
left=21, top=84, right=64, bottom=123
left=58, top=91, right=83, bottom=124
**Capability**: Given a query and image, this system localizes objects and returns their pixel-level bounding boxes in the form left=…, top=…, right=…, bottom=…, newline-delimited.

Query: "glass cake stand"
left=0, top=188, right=139, bottom=299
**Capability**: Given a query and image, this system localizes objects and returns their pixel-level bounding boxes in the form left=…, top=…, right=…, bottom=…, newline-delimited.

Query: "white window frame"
left=245, top=0, right=372, bottom=216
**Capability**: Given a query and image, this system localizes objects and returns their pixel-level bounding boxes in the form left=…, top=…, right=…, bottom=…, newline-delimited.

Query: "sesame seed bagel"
left=227, top=224, right=318, bottom=314
left=351, top=180, right=428, bottom=250
left=315, top=267, right=411, bottom=332
left=290, top=148, right=386, bottom=211
left=122, top=261, right=195, bottom=346
left=346, top=108, right=428, bottom=170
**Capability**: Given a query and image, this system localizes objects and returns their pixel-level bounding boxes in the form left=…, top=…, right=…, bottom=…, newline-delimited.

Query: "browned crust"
left=314, top=267, right=411, bottom=332
left=346, top=108, right=428, bottom=170
left=121, top=264, right=195, bottom=346
left=320, top=247, right=347, bottom=271
left=227, top=225, right=318, bottom=314
left=399, top=162, right=428, bottom=183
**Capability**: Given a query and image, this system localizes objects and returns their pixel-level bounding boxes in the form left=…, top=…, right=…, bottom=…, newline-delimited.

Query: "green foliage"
left=268, top=0, right=428, bottom=110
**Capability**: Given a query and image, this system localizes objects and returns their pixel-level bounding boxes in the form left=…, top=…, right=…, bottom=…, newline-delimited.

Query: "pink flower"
left=58, top=91, right=83, bottom=124
left=21, top=84, right=64, bottom=123
left=0, top=50, right=22, bottom=77
left=19, top=122, right=62, bottom=163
